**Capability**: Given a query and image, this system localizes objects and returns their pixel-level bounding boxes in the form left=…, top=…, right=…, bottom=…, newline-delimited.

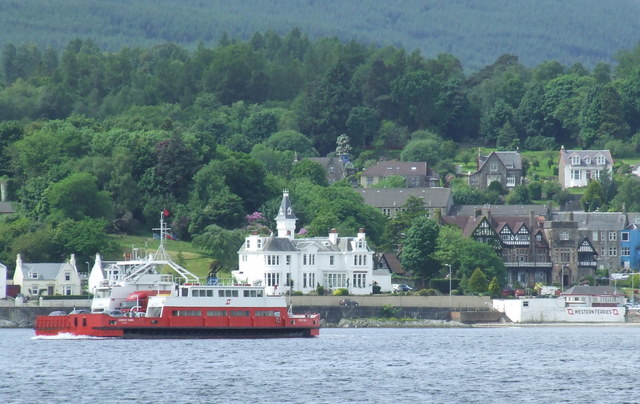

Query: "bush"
left=316, top=285, right=325, bottom=296
left=451, top=289, right=460, bottom=296
left=429, top=278, right=460, bottom=293
left=291, top=291, right=304, bottom=296
left=333, top=288, right=349, bottom=296
left=380, top=304, right=400, bottom=318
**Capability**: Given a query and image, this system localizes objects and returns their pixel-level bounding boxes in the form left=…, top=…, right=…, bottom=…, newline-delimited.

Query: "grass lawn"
left=108, top=234, right=217, bottom=281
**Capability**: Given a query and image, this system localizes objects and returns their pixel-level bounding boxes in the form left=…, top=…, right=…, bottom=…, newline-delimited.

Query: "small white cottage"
left=12, top=254, right=82, bottom=297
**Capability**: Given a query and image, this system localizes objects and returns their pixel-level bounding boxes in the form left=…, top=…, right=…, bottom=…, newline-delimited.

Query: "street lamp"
left=446, top=264, right=452, bottom=308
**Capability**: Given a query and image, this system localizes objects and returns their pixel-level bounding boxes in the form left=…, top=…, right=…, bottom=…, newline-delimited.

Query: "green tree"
left=488, top=276, right=501, bottom=298
left=192, top=225, right=246, bottom=270
left=290, top=160, right=328, bottom=186
left=372, top=175, right=405, bottom=188
left=581, top=180, right=604, bottom=211
left=401, top=217, right=440, bottom=284
left=46, top=173, right=114, bottom=223
left=468, top=268, right=488, bottom=294
left=52, top=218, right=117, bottom=262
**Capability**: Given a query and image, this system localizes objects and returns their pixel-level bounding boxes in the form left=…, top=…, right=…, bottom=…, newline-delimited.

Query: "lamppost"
left=446, top=264, right=452, bottom=308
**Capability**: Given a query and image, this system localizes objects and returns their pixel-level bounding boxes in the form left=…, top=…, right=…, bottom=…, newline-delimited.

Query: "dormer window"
left=257, top=238, right=262, bottom=249
left=585, top=157, right=591, bottom=164
left=490, top=163, right=498, bottom=172
left=571, top=155, right=580, bottom=165
left=596, top=156, right=606, bottom=165
left=28, top=272, right=38, bottom=279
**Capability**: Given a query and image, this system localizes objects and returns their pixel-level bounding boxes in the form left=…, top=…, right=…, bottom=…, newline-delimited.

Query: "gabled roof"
left=362, top=160, right=428, bottom=177
left=562, top=285, right=623, bottom=296
left=442, top=212, right=546, bottom=241
left=553, top=212, right=627, bottom=231
left=19, top=263, right=72, bottom=280
left=560, top=148, right=613, bottom=166
left=261, top=237, right=298, bottom=252
left=477, top=151, right=522, bottom=171
left=359, top=188, right=451, bottom=209
left=376, top=252, right=405, bottom=275
left=450, top=204, right=549, bottom=217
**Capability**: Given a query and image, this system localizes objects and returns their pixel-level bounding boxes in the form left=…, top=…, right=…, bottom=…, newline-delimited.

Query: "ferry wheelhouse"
left=34, top=214, right=320, bottom=338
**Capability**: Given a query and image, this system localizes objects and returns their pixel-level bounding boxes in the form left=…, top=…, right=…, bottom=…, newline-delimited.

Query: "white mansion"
left=233, top=191, right=391, bottom=295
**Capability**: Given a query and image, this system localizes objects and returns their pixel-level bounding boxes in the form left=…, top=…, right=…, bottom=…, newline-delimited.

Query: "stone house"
left=358, top=187, right=452, bottom=218
left=468, top=151, right=522, bottom=191
left=360, top=161, right=439, bottom=188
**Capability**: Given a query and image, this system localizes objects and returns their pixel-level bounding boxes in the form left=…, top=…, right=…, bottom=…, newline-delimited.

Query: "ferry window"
left=207, top=310, right=226, bottom=316
left=244, top=290, right=250, bottom=297
left=207, top=290, right=213, bottom=297
left=225, top=290, right=232, bottom=297
left=232, top=290, right=239, bottom=297
left=218, top=290, right=225, bottom=297
left=256, top=310, right=275, bottom=317
left=230, top=310, right=250, bottom=316
left=257, top=290, right=263, bottom=297
left=181, top=288, right=188, bottom=297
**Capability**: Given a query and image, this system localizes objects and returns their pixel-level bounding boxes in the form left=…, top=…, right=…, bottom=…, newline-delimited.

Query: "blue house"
left=620, top=213, right=640, bottom=270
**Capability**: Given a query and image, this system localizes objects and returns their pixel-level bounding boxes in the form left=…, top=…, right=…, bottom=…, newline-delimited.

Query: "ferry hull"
left=35, top=312, right=320, bottom=339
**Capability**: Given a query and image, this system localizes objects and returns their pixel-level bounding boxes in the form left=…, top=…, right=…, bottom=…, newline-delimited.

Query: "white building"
left=12, top=254, right=82, bottom=297
left=558, top=146, right=613, bottom=188
left=0, top=262, right=6, bottom=299
left=233, top=191, right=389, bottom=295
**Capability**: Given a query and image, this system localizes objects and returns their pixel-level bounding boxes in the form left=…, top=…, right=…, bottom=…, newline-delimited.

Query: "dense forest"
left=2, top=31, right=640, bottom=280
left=1, top=0, right=640, bottom=71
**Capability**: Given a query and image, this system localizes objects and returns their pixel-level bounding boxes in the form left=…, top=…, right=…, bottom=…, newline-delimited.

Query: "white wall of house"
left=0, top=263, right=6, bottom=299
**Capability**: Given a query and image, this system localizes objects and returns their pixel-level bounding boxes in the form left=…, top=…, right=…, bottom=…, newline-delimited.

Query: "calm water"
left=2, top=326, right=639, bottom=404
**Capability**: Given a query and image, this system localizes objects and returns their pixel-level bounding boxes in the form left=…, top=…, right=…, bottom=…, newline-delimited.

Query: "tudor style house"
left=442, top=207, right=552, bottom=288
left=360, top=160, right=439, bottom=188
left=558, top=146, right=613, bottom=188
left=12, top=254, right=82, bottom=297
left=233, top=191, right=391, bottom=295
left=468, top=151, right=522, bottom=191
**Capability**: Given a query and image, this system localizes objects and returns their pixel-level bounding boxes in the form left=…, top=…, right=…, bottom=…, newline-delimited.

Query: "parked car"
left=393, top=284, right=412, bottom=292
left=69, top=309, right=89, bottom=314
left=339, top=299, right=359, bottom=307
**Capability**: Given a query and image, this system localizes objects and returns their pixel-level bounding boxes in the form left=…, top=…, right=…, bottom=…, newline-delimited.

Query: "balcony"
left=504, top=261, right=552, bottom=268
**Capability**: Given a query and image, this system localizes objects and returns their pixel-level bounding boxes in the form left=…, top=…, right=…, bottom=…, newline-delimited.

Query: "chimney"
left=329, top=228, right=338, bottom=244
left=357, top=228, right=366, bottom=241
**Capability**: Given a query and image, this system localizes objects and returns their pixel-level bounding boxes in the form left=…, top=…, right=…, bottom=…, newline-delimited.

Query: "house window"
left=28, top=272, right=38, bottom=279
left=609, top=232, right=617, bottom=241
left=265, top=255, right=280, bottom=266
left=329, top=166, right=335, bottom=174
left=353, top=254, right=367, bottom=266
left=246, top=239, right=251, bottom=249
left=490, top=163, right=498, bottom=172
left=470, top=177, right=479, bottom=185
left=330, top=256, right=334, bottom=265
left=65, top=272, right=70, bottom=281
left=31, top=286, right=39, bottom=295
left=352, top=273, right=367, bottom=288
left=622, top=246, right=630, bottom=256
left=382, top=208, right=391, bottom=216
left=608, top=247, right=617, bottom=257
left=366, top=177, right=373, bottom=186
left=622, top=232, right=629, bottom=242
left=286, top=255, right=291, bottom=265
left=571, top=170, right=581, bottom=180
left=592, top=170, right=600, bottom=180
left=257, top=238, right=262, bottom=249
left=323, top=273, right=346, bottom=288
left=596, top=156, right=605, bottom=165
left=63, top=286, right=72, bottom=295
left=571, top=155, right=580, bottom=165
left=560, top=232, right=570, bottom=240
left=601, top=231, right=606, bottom=241
left=506, top=176, right=516, bottom=187
left=242, top=255, right=247, bottom=262
left=585, top=157, right=591, bottom=164
left=265, top=273, right=280, bottom=287
left=592, top=231, right=599, bottom=241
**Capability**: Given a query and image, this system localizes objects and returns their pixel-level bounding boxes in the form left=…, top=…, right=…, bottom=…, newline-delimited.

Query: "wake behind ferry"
left=35, top=214, right=320, bottom=339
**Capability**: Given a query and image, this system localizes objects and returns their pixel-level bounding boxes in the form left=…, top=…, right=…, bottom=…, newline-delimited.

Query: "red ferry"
left=34, top=214, right=320, bottom=339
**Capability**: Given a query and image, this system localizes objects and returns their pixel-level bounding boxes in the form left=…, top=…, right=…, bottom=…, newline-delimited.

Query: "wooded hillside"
left=1, top=0, right=639, bottom=70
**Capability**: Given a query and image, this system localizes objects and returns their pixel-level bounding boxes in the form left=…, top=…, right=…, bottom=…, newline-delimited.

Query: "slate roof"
left=0, top=202, right=14, bottom=214
left=275, top=191, right=297, bottom=220
left=562, top=285, right=624, bottom=296
left=358, top=188, right=451, bottom=209
left=478, top=151, right=522, bottom=170
left=552, top=212, right=627, bottom=231
left=362, top=161, right=427, bottom=177
left=19, top=263, right=69, bottom=280
left=450, top=204, right=549, bottom=217
left=560, top=148, right=613, bottom=166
